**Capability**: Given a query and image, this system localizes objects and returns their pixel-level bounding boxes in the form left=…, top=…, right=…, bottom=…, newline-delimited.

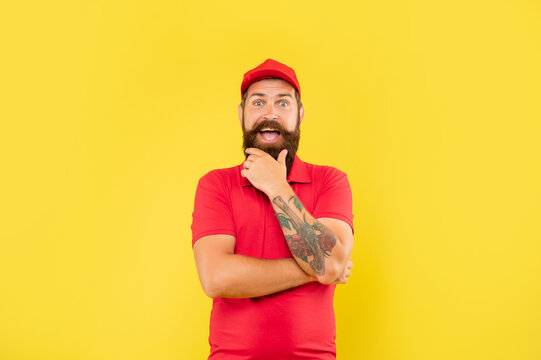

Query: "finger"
left=277, top=149, right=288, bottom=165
left=243, top=160, right=251, bottom=169
left=245, top=148, right=266, bottom=156
left=347, top=260, right=353, bottom=269
left=240, top=169, right=248, bottom=178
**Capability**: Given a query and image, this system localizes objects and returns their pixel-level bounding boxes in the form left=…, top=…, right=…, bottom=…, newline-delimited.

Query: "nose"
left=262, top=103, right=278, bottom=120
left=263, top=114, right=278, bottom=120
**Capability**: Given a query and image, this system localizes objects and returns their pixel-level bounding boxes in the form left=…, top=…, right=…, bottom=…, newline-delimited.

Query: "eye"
left=278, top=100, right=288, bottom=107
left=253, top=100, right=263, bottom=106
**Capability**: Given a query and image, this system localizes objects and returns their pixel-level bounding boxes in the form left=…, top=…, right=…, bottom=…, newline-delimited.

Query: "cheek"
left=244, top=108, right=261, bottom=123
left=242, top=112, right=255, bottom=129
left=286, top=116, right=299, bottom=131
left=243, top=118, right=256, bottom=131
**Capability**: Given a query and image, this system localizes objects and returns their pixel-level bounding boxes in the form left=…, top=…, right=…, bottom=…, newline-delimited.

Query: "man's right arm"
left=193, top=234, right=316, bottom=298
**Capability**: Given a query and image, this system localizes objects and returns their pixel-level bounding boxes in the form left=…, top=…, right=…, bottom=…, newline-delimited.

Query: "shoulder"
left=197, top=164, right=240, bottom=186
left=193, top=164, right=241, bottom=206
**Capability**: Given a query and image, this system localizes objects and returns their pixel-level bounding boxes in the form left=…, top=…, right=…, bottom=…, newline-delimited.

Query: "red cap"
left=240, top=58, right=301, bottom=98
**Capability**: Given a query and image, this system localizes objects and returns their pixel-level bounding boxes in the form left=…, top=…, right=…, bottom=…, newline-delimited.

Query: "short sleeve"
left=191, top=171, right=236, bottom=247
left=312, top=168, right=354, bottom=234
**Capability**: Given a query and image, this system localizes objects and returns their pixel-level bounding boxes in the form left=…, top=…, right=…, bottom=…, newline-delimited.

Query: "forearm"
left=267, top=183, right=349, bottom=284
left=207, top=254, right=315, bottom=298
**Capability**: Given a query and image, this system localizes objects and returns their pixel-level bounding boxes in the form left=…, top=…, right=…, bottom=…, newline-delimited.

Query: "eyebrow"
left=248, top=93, right=294, bottom=99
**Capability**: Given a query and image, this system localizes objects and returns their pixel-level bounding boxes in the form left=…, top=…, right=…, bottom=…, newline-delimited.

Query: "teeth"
left=261, top=127, right=277, bottom=132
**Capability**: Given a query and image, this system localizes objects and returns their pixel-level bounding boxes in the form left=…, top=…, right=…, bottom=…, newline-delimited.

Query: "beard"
left=242, top=117, right=301, bottom=175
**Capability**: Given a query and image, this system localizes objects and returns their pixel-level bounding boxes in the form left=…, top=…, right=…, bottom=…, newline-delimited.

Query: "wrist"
left=265, top=180, right=291, bottom=199
left=306, top=273, right=317, bottom=283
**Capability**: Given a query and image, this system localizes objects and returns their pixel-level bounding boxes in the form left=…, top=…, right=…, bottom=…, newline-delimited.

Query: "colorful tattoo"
left=272, top=195, right=337, bottom=275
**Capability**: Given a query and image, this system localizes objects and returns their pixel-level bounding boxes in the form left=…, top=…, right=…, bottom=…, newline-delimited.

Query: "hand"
left=333, top=260, right=353, bottom=284
left=241, top=148, right=288, bottom=196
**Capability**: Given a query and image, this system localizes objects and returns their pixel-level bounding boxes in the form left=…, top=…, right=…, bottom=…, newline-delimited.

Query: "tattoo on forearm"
left=272, top=195, right=337, bottom=276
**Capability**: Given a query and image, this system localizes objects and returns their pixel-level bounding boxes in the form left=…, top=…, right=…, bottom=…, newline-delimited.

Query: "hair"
left=240, top=78, right=303, bottom=110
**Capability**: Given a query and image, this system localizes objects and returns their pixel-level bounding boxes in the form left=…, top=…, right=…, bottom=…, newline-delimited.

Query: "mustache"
left=247, top=120, right=294, bottom=135
left=242, top=118, right=301, bottom=175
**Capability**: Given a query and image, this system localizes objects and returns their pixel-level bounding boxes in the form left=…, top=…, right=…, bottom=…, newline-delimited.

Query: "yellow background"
left=1, top=0, right=540, bottom=359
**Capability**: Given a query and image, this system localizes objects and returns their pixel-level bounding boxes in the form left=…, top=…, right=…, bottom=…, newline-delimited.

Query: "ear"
left=238, top=104, right=243, bottom=128
left=299, top=105, right=305, bottom=125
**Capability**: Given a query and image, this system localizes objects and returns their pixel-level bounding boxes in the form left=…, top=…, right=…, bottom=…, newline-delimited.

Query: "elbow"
left=316, top=262, right=340, bottom=285
left=200, top=272, right=226, bottom=298
left=201, top=281, right=220, bottom=298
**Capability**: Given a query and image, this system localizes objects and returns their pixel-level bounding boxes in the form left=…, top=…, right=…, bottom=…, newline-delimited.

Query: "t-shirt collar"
left=240, top=153, right=311, bottom=187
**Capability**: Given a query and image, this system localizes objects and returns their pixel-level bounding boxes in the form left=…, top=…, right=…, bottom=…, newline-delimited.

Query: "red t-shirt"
left=191, top=155, right=354, bottom=360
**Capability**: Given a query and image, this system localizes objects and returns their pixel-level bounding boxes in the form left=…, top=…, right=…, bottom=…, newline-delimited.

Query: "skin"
left=239, top=78, right=304, bottom=134
left=241, top=148, right=353, bottom=284
left=193, top=79, right=353, bottom=298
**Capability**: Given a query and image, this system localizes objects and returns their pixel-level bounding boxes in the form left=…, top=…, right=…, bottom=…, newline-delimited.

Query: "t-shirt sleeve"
left=312, top=167, right=354, bottom=234
left=191, top=171, right=236, bottom=247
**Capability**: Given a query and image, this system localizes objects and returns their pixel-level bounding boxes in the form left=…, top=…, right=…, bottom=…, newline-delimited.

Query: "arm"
left=268, top=186, right=354, bottom=284
left=241, top=148, right=354, bottom=285
left=193, top=234, right=315, bottom=298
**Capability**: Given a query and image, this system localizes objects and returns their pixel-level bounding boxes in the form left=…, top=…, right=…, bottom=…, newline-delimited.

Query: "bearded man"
left=191, top=58, right=354, bottom=360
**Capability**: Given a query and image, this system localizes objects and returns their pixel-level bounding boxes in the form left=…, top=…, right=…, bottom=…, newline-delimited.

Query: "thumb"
left=278, top=149, right=288, bottom=165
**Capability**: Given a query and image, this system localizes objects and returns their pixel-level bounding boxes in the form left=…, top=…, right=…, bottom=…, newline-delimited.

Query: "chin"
left=254, top=143, right=284, bottom=156
left=256, top=142, right=284, bottom=150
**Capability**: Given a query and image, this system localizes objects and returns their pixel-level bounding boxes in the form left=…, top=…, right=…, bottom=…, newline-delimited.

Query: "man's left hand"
left=241, top=148, right=288, bottom=196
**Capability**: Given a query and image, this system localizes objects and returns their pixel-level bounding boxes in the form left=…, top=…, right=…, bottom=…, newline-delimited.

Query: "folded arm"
left=193, top=234, right=353, bottom=298
left=193, top=234, right=315, bottom=298
left=241, top=148, right=354, bottom=285
left=269, top=186, right=354, bottom=284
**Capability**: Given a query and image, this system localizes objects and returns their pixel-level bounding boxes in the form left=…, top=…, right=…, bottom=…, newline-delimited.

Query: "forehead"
left=245, top=78, right=295, bottom=98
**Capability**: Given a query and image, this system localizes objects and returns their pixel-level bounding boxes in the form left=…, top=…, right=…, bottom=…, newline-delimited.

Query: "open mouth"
left=258, top=127, right=281, bottom=142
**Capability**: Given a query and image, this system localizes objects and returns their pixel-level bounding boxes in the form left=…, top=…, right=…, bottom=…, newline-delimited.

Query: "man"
left=191, top=58, right=354, bottom=359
